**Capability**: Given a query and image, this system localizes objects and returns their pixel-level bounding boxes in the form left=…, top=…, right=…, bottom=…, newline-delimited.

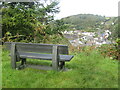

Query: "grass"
left=0, top=45, right=2, bottom=89
left=2, top=49, right=118, bottom=88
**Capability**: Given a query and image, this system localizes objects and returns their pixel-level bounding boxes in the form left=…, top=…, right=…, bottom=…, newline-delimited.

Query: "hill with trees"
left=62, top=14, right=117, bottom=32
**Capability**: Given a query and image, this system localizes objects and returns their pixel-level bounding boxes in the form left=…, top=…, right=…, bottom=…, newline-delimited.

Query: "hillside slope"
left=62, top=14, right=117, bottom=31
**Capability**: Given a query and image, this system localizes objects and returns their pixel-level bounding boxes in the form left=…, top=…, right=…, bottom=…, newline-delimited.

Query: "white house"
left=104, top=30, right=111, bottom=39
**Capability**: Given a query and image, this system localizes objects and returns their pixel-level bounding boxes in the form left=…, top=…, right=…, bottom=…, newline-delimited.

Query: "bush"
left=97, top=44, right=119, bottom=60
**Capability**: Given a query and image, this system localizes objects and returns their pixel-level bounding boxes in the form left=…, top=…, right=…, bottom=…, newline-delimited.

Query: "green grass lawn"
left=2, top=50, right=118, bottom=88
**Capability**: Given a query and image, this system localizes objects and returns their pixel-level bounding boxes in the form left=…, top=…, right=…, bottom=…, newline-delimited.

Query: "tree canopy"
left=2, top=1, right=65, bottom=42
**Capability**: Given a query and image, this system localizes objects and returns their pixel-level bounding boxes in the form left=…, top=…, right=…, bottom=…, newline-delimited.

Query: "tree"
left=2, top=0, right=60, bottom=42
left=2, top=2, right=35, bottom=36
left=48, top=19, right=69, bottom=35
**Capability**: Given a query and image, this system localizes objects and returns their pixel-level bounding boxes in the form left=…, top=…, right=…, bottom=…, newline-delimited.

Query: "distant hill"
left=62, top=14, right=117, bottom=31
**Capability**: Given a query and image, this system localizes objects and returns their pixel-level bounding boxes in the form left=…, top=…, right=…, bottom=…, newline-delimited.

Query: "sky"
left=55, top=0, right=120, bottom=19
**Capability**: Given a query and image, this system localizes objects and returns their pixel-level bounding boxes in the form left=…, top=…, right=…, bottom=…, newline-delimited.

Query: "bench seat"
left=19, top=52, right=74, bottom=61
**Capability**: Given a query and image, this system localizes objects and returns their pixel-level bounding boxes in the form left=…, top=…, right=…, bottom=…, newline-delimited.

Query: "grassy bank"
left=2, top=49, right=118, bottom=88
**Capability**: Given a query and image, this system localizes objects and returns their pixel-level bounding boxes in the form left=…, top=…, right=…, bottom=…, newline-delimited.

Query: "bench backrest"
left=4, top=42, right=68, bottom=54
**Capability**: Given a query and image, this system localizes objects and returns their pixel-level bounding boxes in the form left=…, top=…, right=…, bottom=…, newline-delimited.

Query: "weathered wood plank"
left=19, top=52, right=74, bottom=61
left=58, top=46, right=68, bottom=54
left=4, top=42, right=11, bottom=50
left=4, top=42, right=68, bottom=54
left=52, top=45, right=59, bottom=71
left=10, top=43, right=16, bottom=69
left=16, top=44, right=53, bottom=53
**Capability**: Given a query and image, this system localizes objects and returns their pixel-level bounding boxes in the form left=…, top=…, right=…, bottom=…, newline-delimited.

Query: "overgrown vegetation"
left=2, top=48, right=118, bottom=88
left=1, top=1, right=68, bottom=43
left=97, top=44, right=119, bottom=60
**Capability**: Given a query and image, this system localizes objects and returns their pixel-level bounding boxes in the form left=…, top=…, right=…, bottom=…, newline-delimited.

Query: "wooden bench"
left=4, top=42, right=74, bottom=71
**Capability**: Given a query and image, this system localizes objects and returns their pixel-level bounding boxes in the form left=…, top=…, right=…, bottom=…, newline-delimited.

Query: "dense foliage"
left=2, top=1, right=67, bottom=43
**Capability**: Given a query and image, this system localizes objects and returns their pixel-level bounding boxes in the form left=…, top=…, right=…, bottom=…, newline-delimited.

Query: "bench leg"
left=52, top=59, right=59, bottom=71
left=17, top=58, right=26, bottom=69
left=11, top=43, right=17, bottom=69
left=52, top=46, right=59, bottom=71
left=11, top=56, right=17, bottom=69
left=21, top=58, right=26, bottom=65
left=59, top=61, right=65, bottom=70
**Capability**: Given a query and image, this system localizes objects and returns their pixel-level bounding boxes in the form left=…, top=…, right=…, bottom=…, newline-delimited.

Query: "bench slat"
left=4, top=42, right=68, bottom=54
left=19, top=52, right=74, bottom=61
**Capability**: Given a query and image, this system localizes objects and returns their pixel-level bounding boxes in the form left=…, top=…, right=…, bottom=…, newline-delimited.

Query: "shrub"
left=97, top=44, right=119, bottom=60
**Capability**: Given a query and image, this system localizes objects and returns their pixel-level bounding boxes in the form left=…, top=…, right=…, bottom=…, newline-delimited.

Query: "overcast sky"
left=55, top=0, right=120, bottom=19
